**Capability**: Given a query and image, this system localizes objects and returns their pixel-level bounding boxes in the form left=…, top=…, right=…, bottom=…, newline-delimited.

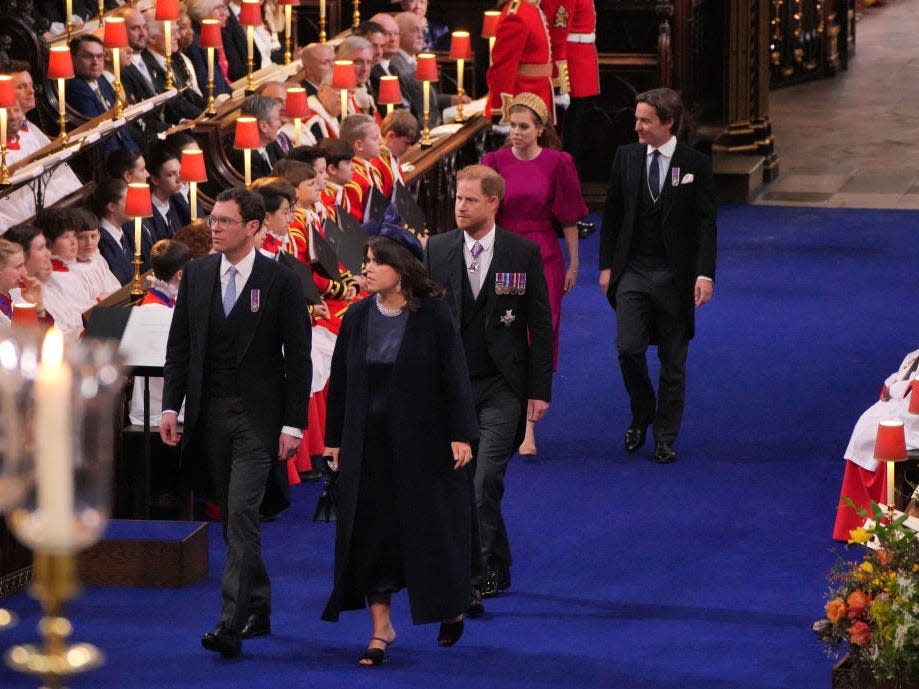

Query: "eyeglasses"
left=77, top=52, right=105, bottom=61
left=206, top=215, right=246, bottom=228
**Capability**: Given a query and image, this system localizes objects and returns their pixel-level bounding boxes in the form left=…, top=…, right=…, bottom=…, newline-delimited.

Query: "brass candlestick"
left=420, top=80, right=432, bottom=147
left=246, top=26, right=255, bottom=94
left=5, top=553, right=104, bottom=689
left=352, top=0, right=360, bottom=29
left=0, top=109, right=10, bottom=185
left=56, top=79, right=69, bottom=145
left=283, top=4, right=293, bottom=64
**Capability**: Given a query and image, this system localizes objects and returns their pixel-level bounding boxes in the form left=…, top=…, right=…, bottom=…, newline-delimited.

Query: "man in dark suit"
left=425, top=164, right=553, bottom=614
left=148, top=142, right=192, bottom=241
left=228, top=94, right=286, bottom=182
left=223, top=1, right=265, bottom=83
left=599, top=88, right=717, bottom=464
left=161, top=186, right=311, bottom=658
left=66, top=35, right=140, bottom=153
left=141, top=10, right=206, bottom=123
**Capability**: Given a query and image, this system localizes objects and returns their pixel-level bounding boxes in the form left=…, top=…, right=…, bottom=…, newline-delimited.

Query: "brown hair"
left=366, top=235, right=443, bottom=311
left=381, top=109, right=420, bottom=142
left=173, top=219, right=212, bottom=258
left=270, top=158, right=317, bottom=187
left=636, top=88, right=684, bottom=136
left=507, top=104, right=562, bottom=150
left=456, top=164, right=505, bottom=201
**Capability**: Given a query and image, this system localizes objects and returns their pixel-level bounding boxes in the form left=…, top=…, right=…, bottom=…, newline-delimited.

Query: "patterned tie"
left=649, top=149, right=661, bottom=202
left=222, top=266, right=238, bottom=316
left=469, top=241, right=484, bottom=297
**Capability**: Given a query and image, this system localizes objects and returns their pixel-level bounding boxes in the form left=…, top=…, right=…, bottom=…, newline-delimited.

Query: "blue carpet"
left=3, top=205, right=919, bottom=688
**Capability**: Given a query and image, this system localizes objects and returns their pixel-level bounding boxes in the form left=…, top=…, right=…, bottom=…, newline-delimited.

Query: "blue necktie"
left=649, top=149, right=661, bottom=202
left=222, top=266, right=237, bottom=316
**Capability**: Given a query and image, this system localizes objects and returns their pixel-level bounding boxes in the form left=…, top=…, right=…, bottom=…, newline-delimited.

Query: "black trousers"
left=470, top=374, right=522, bottom=582
left=203, top=396, right=274, bottom=633
left=614, top=263, right=690, bottom=445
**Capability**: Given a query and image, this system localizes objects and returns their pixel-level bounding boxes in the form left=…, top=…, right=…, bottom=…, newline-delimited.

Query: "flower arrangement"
left=815, top=500, right=919, bottom=687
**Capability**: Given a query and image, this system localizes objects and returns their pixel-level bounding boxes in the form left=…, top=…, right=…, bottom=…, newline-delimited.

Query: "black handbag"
left=312, top=458, right=339, bottom=522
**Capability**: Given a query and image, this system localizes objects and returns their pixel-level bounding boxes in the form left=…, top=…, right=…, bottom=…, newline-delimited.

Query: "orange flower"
left=826, top=597, right=848, bottom=623
left=848, top=620, right=871, bottom=646
left=876, top=549, right=893, bottom=567
left=847, top=590, right=870, bottom=618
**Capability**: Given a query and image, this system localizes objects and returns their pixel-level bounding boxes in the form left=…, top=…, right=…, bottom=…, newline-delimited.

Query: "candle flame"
left=41, top=327, right=64, bottom=367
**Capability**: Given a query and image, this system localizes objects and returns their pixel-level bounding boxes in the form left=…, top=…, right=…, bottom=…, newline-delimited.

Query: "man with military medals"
left=425, top=165, right=553, bottom=616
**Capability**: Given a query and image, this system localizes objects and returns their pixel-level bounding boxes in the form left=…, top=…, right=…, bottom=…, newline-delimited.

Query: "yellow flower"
left=860, top=561, right=874, bottom=574
left=849, top=528, right=872, bottom=544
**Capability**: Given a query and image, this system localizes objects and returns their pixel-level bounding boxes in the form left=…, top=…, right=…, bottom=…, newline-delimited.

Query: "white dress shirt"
left=646, top=135, right=676, bottom=198
left=463, top=225, right=496, bottom=298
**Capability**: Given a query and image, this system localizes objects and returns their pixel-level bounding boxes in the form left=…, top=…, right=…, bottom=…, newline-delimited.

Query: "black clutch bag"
left=313, top=457, right=339, bottom=523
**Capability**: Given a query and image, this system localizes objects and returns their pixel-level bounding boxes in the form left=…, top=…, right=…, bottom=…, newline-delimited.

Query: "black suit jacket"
left=150, top=194, right=192, bottom=241
left=227, top=140, right=286, bottom=182
left=222, top=10, right=265, bottom=83
left=185, top=25, right=233, bottom=97
left=141, top=49, right=206, bottom=123
left=424, top=227, right=553, bottom=404
left=599, top=140, right=717, bottom=338
left=162, top=251, right=312, bottom=476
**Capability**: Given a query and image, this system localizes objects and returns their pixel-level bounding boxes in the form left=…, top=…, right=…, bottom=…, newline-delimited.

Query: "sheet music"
left=118, top=305, right=174, bottom=368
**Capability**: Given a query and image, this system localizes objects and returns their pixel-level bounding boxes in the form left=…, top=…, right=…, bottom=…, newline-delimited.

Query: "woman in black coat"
left=322, top=227, right=479, bottom=665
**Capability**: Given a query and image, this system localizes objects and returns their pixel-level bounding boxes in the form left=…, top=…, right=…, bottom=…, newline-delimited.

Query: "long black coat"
left=321, top=296, right=479, bottom=625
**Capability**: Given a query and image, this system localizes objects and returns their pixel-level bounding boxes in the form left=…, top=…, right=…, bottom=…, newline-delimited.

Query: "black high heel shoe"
left=359, top=636, right=392, bottom=666
left=437, top=618, right=464, bottom=647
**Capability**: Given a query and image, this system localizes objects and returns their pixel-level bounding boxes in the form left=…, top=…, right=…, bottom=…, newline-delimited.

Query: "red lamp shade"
left=199, top=19, right=223, bottom=48
left=377, top=75, right=402, bottom=105
left=285, top=87, right=310, bottom=118
left=277, top=0, right=298, bottom=4
left=449, top=31, right=472, bottom=60
left=874, top=419, right=908, bottom=461
left=103, top=17, right=130, bottom=50
left=415, top=53, right=438, bottom=82
left=47, top=46, right=75, bottom=80
left=155, top=0, right=181, bottom=21
left=481, top=10, right=501, bottom=38
left=239, top=0, right=262, bottom=27
left=11, top=303, right=38, bottom=327
left=0, top=76, right=16, bottom=109
left=179, top=149, right=207, bottom=183
left=124, top=183, right=154, bottom=218
left=331, top=60, right=356, bottom=90
left=909, top=380, right=919, bottom=415
left=234, top=116, right=260, bottom=149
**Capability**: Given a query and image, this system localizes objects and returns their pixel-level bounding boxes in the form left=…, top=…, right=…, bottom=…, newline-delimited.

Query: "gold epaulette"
left=555, top=60, right=571, bottom=94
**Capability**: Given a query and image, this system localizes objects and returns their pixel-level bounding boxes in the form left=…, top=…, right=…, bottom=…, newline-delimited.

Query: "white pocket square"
left=681, top=173, right=694, bottom=184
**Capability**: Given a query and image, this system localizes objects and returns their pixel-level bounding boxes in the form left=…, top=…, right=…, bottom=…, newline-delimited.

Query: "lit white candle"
left=422, top=79, right=430, bottom=121
left=164, top=21, right=172, bottom=66
left=320, top=0, right=326, bottom=22
left=207, top=46, right=215, bottom=84
left=113, top=47, right=121, bottom=85
left=457, top=58, right=464, bottom=96
left=247, top=25, right=254, bottom=67
left=294, top=117, right=302, bottom=146
left=0, top=108, right=7, bottom=153
left=57, top=79, right=66, bottom=127
left=134, top=216, right=142, bottom=258
left=35, top=327, right=73, bottom=551
left=190, top=180, right=198, bottom=219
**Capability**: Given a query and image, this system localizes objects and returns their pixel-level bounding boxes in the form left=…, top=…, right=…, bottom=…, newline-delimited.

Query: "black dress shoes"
left=654, top=441, right=677, bottom=464
left=240, top=613, right=271, bottom=639
left=466, top=587, right=484, bottom=618
left=201, top=626, right=241, bottom=658
left=624, top=425, right=648, bottom=453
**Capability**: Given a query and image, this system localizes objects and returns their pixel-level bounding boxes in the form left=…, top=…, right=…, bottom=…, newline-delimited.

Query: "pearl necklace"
left=374, top=293, right=405, bottom=318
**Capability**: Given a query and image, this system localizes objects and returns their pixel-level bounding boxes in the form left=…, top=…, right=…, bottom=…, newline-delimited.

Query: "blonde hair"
left=0, top=238, right=24, bottom=270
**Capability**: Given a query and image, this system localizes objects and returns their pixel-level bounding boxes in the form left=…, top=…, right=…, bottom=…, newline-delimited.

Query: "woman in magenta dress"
left=482, top=92, right=587, bottom=454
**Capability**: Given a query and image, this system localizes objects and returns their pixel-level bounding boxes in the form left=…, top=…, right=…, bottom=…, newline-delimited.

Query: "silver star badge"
left=500, top=309, right=516, bottom=326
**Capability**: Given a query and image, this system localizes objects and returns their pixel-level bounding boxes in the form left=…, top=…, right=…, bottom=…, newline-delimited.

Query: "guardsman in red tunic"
left=542, top=0, right=600, bottom=169
left=486, top=0, right=555, bottom=125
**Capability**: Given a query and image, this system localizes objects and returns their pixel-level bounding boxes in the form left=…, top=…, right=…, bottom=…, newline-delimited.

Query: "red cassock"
left=541, top=0, right=599, bottom=98
left=486, top=0, right=554, bottom=123
left=371, top=148, right=404, bottom=200
left=344, top=157, right=385, bottom=223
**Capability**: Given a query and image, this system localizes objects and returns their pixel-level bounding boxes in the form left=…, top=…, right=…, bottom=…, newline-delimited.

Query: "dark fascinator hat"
left=366, top=220, right=425, bottom=262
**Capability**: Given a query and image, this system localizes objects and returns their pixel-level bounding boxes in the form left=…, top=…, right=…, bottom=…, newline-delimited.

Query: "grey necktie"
left=223, top=266, right=238, bottom=316
left=469, top=241, right=484, bottom=297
